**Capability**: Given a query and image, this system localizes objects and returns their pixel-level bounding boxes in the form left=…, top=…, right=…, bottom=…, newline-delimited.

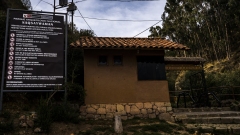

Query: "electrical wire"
left=77, top=8, right=97, bottom=36
left=74, top=16, right=160, bottom=22
left=41, top=0, right=53, bottom=7
left=75, top=0, right=88, bottom=3
left=101, top=0, right=159, bottom=1
left=33, top=0, right=43, bottom=9
left=133, top=20, right=162, bottom=37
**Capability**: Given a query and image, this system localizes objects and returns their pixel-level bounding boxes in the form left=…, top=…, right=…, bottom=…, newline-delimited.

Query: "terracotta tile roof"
left=72, top=37, right=190, bottom=50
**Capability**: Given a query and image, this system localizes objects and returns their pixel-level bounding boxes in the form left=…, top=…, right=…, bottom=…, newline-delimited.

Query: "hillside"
left=205, top=48, right=240, bottom=73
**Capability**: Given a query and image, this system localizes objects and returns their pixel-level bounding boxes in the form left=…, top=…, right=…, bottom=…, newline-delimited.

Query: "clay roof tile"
left=72, top=37, right=190, bottom=50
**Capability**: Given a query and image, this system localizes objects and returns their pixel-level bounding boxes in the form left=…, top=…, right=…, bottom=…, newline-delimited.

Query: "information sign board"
left=4, top=10, right=66, bottom=89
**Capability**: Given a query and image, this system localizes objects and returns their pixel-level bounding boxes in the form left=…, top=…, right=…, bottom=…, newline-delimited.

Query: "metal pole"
left=64, top=13, right=68, bottom=103
left=71, top=0, right=74, bottom=33
left=54, top=0, right=56, bottom=12
left=0, top=9, right=10, bottom=111
left=201, top=63, right=209, bottom=106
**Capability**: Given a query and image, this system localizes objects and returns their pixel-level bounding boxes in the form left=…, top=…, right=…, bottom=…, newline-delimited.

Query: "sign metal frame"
left=0, top=9, right=68, bottom=110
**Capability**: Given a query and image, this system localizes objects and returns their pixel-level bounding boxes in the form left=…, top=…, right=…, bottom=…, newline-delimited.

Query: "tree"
left=67, top=24, right=95, bottom=103
left=149, top=0, right=240, bottom=61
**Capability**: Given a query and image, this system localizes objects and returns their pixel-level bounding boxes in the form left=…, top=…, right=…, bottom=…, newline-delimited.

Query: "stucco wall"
left=84, top=49, right=170, bottom=104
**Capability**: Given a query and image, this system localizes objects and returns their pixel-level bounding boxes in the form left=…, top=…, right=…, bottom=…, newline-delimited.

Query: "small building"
left=72, top=37, right=203, bottom=119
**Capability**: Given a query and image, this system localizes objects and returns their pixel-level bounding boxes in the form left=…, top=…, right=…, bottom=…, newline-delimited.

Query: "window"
left=137, top=56, right=166, bottom=80
left=114, top=56, right=122, bottom=65
left=99, top=56, right=108, bottom=65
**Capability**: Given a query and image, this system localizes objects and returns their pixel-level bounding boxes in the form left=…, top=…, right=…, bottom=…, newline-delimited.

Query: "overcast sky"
left=31, top=0, right=166, bottom=37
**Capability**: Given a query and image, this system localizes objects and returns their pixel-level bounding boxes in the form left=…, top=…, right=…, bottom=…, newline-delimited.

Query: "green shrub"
left=51, top=102, right=79, bottom=124
left=36, top=98, right=52, bottom=133
left=36, top=97, right=80, bottom=133
left=66, top=83, right=86, bottom=104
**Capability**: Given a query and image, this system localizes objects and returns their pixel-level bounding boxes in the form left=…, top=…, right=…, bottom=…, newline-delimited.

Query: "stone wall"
left=79, top=102, right=172, bottom=120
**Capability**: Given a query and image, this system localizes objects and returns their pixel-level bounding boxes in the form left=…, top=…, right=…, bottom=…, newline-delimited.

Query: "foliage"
left=51, top=102, right=80, bottom=124
left=205, top=69, right=240, bottom=87
left=126, top=120, right=179, bottom=134
left=166, top=71, right=179, bottom=91
left=36, top=98, right=52, bottom=133
left=177, top=69, right=240, bottom=90
left=67, top=25, right=95, bottom=102
left=66, top=82, right=86, bottom=105
left=150, top=0, right=240, bottom=61
left=21, top=0, right=32, bottom=10
left=36, top=97, right=80, bottom=133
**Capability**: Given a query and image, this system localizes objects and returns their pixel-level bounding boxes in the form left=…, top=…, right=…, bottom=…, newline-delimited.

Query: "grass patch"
left=83, top=120, right=113, bottom=125
left=36, top=97, right=80, bottom=133
left=123, top=118, right=159, bottom=126
left=78, top=125, right=114, bottom=135
left=125, top=120, right=179, bottom=134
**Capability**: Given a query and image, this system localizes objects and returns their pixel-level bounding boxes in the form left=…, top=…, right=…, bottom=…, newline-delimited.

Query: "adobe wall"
left=79, top=102, right=172, bottom=120
left=84, top=49, right=170, bottom=104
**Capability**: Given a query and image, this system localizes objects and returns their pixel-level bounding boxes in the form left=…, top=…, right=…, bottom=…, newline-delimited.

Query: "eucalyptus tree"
left=150, top=0, right=240, bottom=61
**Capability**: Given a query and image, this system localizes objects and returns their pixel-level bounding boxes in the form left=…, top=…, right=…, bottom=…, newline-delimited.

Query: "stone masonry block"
left=149, top=113, right=156, bottom=119
left=99, top=104, right=106, bottom=108
left=153, top=105, right=157, bottom=110
left=117, top=104, right=124, bottom=112
left=147, top=109, right=153, bottom=114
left=155, top=102, right=165, bottom=108
left=164, top=102, right=171, bottom=107
left=125, top=105, right=130, bottom=113
left=144, top=102, right=153, bottom=109
left=116, top=111, right=127, bottom=116
left=166, top=107, right=172, bottom=112
left=91, top=104, right=99, bottom=110
left=97, top=108, right=106, bottom=115
left=158, top=107, right=166, bottom=113
left=135, top=103, right=143, bottom=109
left=106, top=113, right=114, bottom=119
left=141, top=109, right=147, bottom=115
left=106, top=104, right=116, bottom=113
left=130, top=105, right=140, bottom=115
left=86, top=108, right=96, bottom=114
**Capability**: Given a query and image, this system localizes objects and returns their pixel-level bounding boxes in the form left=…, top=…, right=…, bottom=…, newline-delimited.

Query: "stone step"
left=174, top=111, right=240, bottom=118
left=185, top=124, right=240, bottom=134
left=173, top=107, right=231, bottom=113
left=180, top=116, right=240, bottom=124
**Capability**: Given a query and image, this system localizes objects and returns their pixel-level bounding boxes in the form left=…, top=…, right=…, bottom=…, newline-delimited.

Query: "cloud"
left=31, top=0, right=166, bottom=37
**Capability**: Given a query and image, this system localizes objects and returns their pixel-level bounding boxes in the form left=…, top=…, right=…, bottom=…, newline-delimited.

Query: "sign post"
left=0, top=9, right=68, bottom=110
